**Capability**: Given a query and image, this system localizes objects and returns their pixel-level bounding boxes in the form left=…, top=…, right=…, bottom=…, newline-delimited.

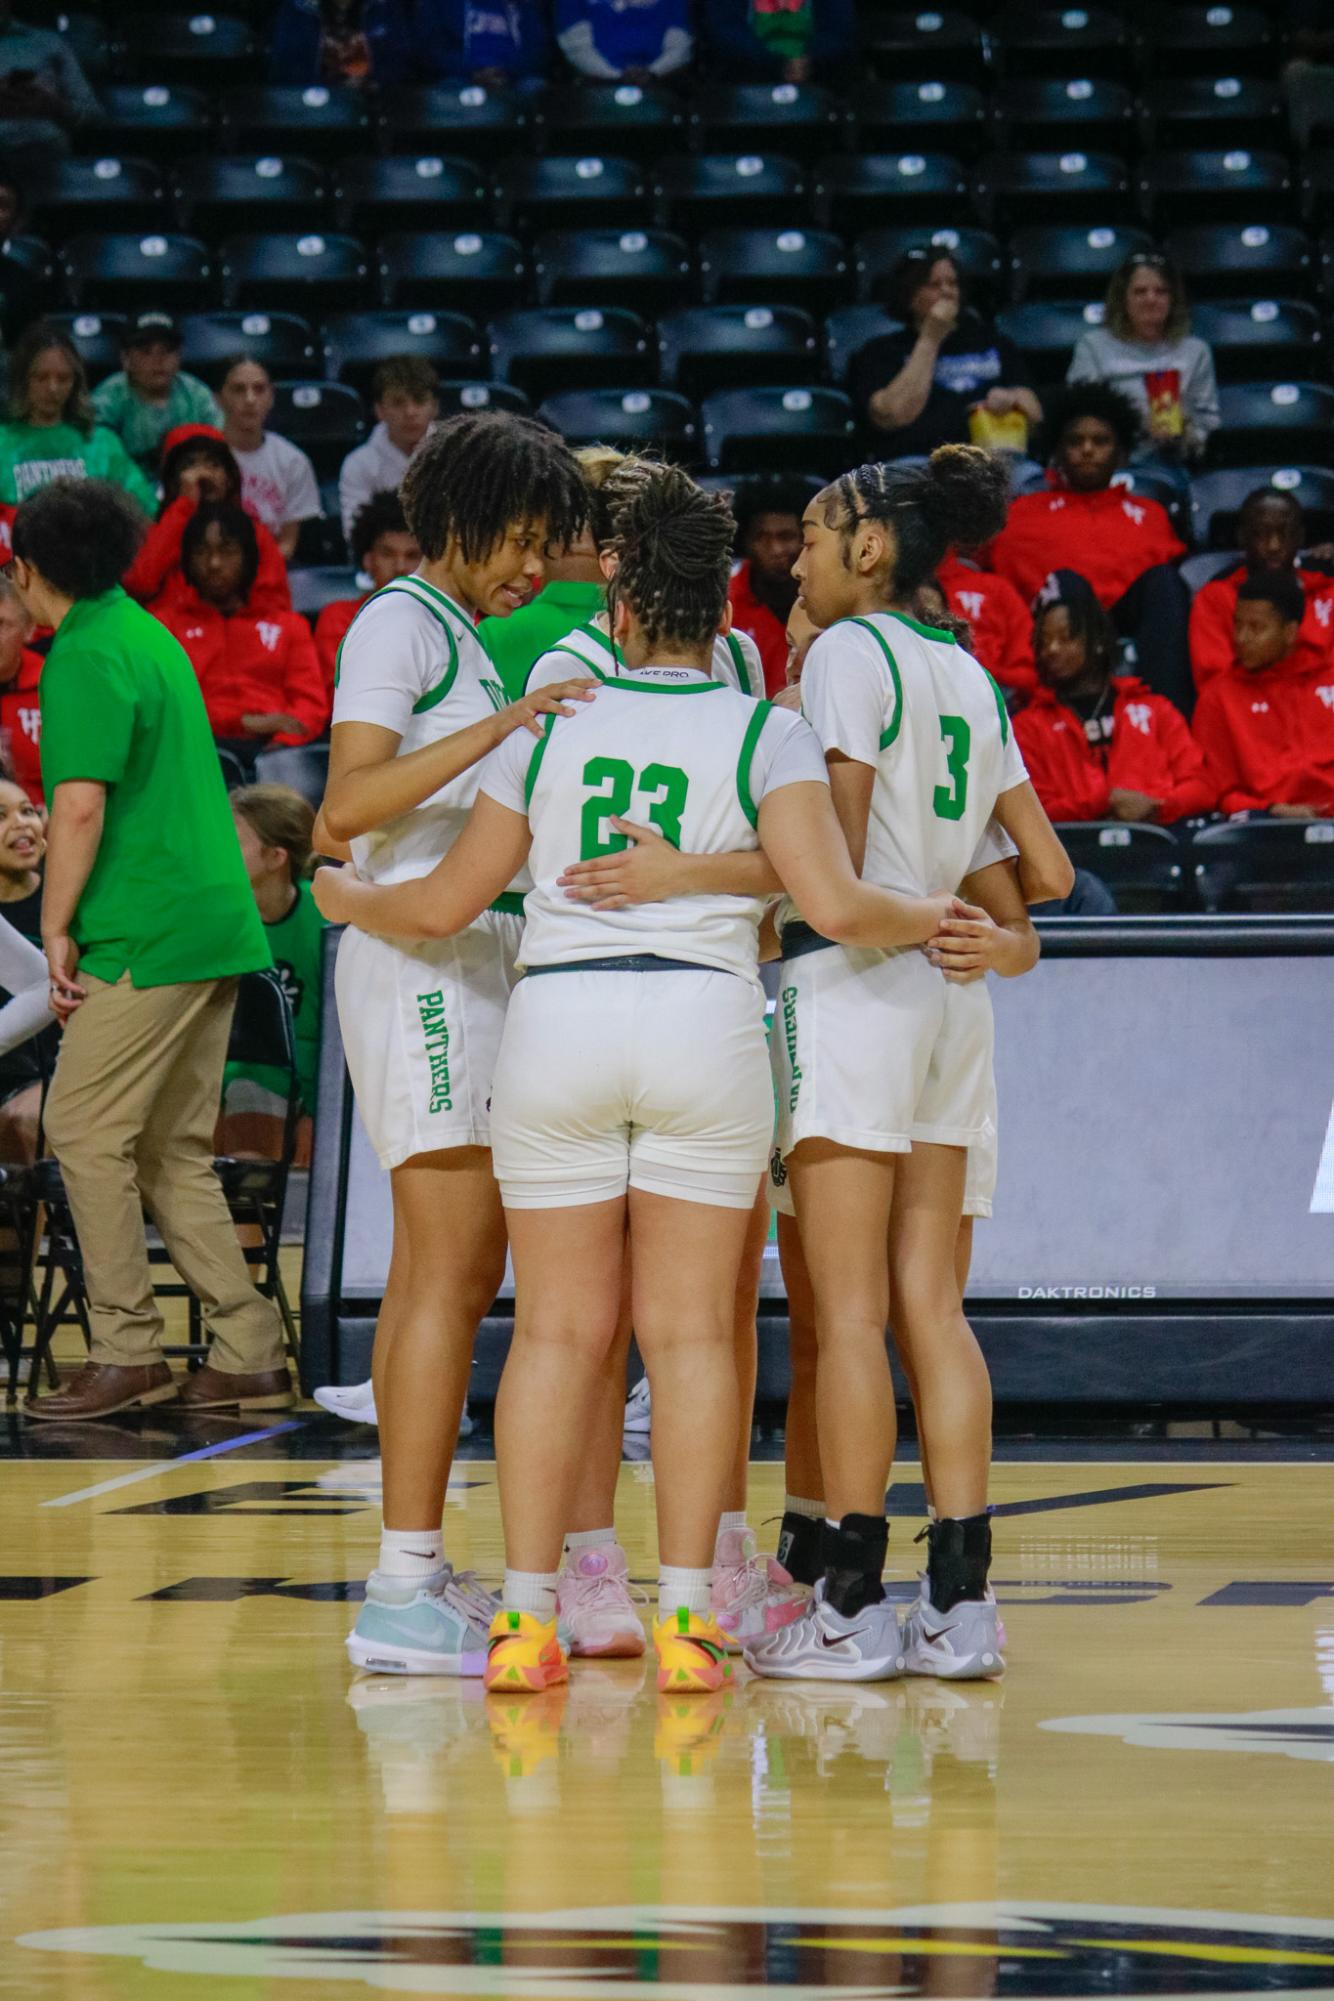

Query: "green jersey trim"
left=886, top=608, right=956, bottom=645
left=597, top=674, right=730, bottom=695
left=849, top=616, right=905, bottom=750
left=735, top=698, right=775, bottom=828
left=725, top=630, right=761, bottom=698
left=401, top=572, right=478, bottom=638
left=336, top=575, right=464, bottom=715
left=489, top=891, right=526, bottom=915
left=983, top=666, right=1011, bottom=747
left=524, top=712, right=557, bottom=808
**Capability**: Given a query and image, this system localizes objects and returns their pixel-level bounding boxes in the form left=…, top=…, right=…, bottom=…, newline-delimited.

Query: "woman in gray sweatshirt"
left=1067, top=251, right=1220, bottom=470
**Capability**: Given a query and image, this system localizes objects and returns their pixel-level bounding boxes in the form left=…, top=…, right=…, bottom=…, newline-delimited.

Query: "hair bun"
left=921, top=445, right=1010, bottom=550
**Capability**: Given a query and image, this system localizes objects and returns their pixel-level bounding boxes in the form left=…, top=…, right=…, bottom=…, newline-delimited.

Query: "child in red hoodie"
left=986, top=382, right=1191, bottom=712
left=1188, top=488, right=1334, bottom=691
left=124, top=425, right=292, bottom=618
left=1013, top=569, right=1214, bottom=824
left=1191, top=571, right=1334, bottom=817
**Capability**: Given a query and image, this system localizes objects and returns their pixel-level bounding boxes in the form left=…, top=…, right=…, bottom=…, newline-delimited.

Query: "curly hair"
left=8, top=321, right=97, bottom=435
left=732, top=474, right=819, bottom=549
left=399, top=410, right=587, bottom=564
left=1045, top=381, right=1140, bottom=461
left=818, top=446, right=1010, bottom=599
left=350, top=488, right=412, bottom=567
left=11, top=478, right=146, bottom=598
left=606, top=464, right=735, bottom=650
left=181, top=499, right=260, bottom=605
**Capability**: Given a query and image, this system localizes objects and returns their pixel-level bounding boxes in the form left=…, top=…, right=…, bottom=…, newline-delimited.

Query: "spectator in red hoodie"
left=727, top=477, right=808, bottom=696
left=1191, top=571, right=1334, bottom=818
left=987, top=382, right=1191, bottom=714
left=313, top=489, right=420, bottom=696
left=935, top=547, right=1036, bottom=695
left=154, top=501, right=327, bottom=779
left=1188, top=488, right=1334, bottom=691
left=123, top=425, right=291, bottom=617
left=1013, top=569, right=1214, bottom=825
left=0, top=574, right=43, bottom=804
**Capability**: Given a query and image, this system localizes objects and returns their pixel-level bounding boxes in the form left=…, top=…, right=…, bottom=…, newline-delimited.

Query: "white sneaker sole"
left=314, top=1387, right=378, bottom=1425
left=568, top=1628, right=646, bottom=1660
left=744, top=1643, right=905, bottom=1683
left=346, top=1633, right=486, bottom=1677
left=903, top=1641, right=1005, bottom=1681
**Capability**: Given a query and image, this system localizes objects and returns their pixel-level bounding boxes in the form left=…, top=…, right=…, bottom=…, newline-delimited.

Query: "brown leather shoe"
left=26, top=1360, right=178, bottom=1421
left=177, top=1362, right=295, bottom=1412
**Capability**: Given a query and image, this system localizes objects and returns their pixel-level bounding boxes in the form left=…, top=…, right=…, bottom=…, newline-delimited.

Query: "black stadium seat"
left=973, top=151, right=1131, bottom=228
left=824, top=303, right=903, bottom=387
left=863, top=10, right=989, bottom=86
left=848, top=80, right=987, bottom=161
left=532, top=228, right=691, bottom=311
left=1139, top=75, right=1285, bottom=151
left=1189, top=299, right=1323, bottom=383
left=1191, top=467, right=1334, bottom=548
left=85, top=84, right=212, bottom=165
left=61, top=231, right=213, bottom=310
left=0, top=233, right=55, bottom=336
left=287, top=565, right=361, bottom=620
left=1009, top=223, right=1153, bottom=303
left=174, top=156, right=332, bottom=241
left=221, top=232, right=370, bottom=313
left=855, top=226, right=1004, bottom=305
left=179, top=309, right=319, bottom=383
left=220, top=84, right=372, bottom=161
left=126, top=11, right=256, bottom=85
left=688, top=82, right=847, bottom=163
left=44, top=310, right=128, bottom=383
left=1138, top=149, right=1295, bottom=228
left=1165, top=224, right=1315, bottom=302
left=29, top=157, right=166, bottom=243
left=700, top=385, right=856, bottom=476
left=268, top=380, right=367, bottom=480
left=1138, top=4, right=1274, bottom=79
left=651, top=154, right=805, bottom=234
left=494, top=155, right=645, bottom=237
left=537, top=387, right=697, bottom=457
left=322, top=310, right=482, bottom=392
left=698, top=227, right=852, bottom=309
left=336, top=155, right=488, bottom=235
left=377, top=231, right=525, bottom=312
left=657, top=304, right=819, bottom=399
left=992, top=4, right=1130, bottom=81
left=536, top=82, right=684, bottom=163
left=376, top=84, right=530, bottom=160
left=1054, top=824, right=1185, bottom=913
left=992, top=78, right=1135, bottom=154
left=1210, top=384, right=1334, bottom=468
left=1191, top=821, right=1334, bottom=915
left=433, top=380, right=531, bottom=419
left=811, top=154, right=969, bottom=233
left=1178, top=550, right=1237, bottom=596
left=1302, top=153, right=1334, bottom=229
left=996, top=299, right=1108, bottom=378
left=486, top=306, right=650, bottom=402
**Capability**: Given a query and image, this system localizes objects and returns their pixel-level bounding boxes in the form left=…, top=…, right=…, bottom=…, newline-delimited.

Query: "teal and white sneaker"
left=347, top=1569, right=490, bottom=1677
left=900, top=1583, right=1005, bottom=1680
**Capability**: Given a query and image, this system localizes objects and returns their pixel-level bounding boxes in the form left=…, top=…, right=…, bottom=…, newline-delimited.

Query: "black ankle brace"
left=823, top=1512, right=888, bottom=1617
left=919, top=1511, right=992, bottom=1613
left=776, top=1510, right=824, bottom=1588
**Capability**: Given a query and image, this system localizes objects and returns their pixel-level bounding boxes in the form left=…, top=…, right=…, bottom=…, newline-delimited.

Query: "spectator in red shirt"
left=1191, top=571, right=1334, bottom=818
left=986, top=382, right=1191, bottom=714
left=727, top=477, right=808, bottom=696
left=0, top=573, right=43, bottom=804
left=154, top=501, right=327, bottom=780
left=124, top=425, right=291, bottom=617
left=1189, top=488, right=1334, bottom=691
left=313, top=489, right=420, bottom=696
left=1013, top=569, right=1213, bottom=824
left=935, top=548, right=1036, bottom=695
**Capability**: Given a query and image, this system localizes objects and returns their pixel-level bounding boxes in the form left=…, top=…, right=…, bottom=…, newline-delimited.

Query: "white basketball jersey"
left=480, top=664, right=826, bottom=980
left=524, top=619, right=764, bottom=698
left=798, top=609, right=1019, bottom=901
left=332, top=574, right=512, bottom=889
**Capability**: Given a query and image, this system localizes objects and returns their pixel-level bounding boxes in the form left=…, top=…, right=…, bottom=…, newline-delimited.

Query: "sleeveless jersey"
left=796, top=609, right=1024, bottom=903
left=523, top=620, right=764, bottom=699
left=480, top=663, right=827, bottom=980
left=331, top=573, right=515, bottom=891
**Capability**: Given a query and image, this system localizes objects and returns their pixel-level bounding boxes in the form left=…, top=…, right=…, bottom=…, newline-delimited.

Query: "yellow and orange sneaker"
left=484, top=1608, right=568, bottom=1694
left=652, top=1605, right=734, bottom=1694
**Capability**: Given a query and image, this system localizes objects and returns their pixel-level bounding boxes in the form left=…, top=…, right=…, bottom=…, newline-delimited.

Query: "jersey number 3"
left=580, top=756, right=691, bottom=858
left=933, top=714, right=971, bottom=822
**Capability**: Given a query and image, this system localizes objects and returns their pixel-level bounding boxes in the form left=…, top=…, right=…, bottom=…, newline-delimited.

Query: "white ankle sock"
left=378, top=1526, right=445, bottom=1582
left=503, top=1569, right=559, bottom=1621
left=565, top=1526, right=617, bottom=1557
left=784, top=1493, right=825, bottom=1520
left=658, top=1565, right=714, bottom=1618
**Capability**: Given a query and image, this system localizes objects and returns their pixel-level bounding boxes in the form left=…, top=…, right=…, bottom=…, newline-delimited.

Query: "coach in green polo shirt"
left=13, top=478, right=293, bottom=1422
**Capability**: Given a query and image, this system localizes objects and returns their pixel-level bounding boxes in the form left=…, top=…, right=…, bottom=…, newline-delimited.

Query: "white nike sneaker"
left=623, top=1374, right=651, bottom=1434
left=313, top=1379, right=474, bottom=1437
left=743, top=1582, right=905, bottom=1682
left=900, top=1582, right=1005, bottom=1680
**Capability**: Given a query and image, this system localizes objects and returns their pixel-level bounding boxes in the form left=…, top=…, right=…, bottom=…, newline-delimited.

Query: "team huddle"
left=312, top=410, right=1072, bottom=1696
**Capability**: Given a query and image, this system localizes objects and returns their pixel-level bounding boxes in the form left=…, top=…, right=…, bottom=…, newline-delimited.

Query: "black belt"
left=525, top=954, right=716, bottom=976
left=778, top=921, right=838, bottom=961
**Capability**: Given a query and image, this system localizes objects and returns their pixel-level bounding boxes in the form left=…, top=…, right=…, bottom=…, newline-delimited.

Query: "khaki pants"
left=43, top=972, right=285, bottom=1373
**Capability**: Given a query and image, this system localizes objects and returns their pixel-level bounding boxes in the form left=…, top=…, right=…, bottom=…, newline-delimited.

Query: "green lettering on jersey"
left=579, top=757, right=692, bottom=857
left=480, top=677, right=508, bottom=714
left=933, top=714, right=971, bottom=821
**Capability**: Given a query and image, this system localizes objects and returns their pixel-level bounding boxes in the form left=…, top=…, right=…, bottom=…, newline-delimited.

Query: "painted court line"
left=41, top=1420, right=308, bottom=1508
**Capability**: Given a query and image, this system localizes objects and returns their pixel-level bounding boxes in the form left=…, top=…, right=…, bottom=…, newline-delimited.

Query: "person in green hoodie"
left=0, top=320, right=156, bottom=513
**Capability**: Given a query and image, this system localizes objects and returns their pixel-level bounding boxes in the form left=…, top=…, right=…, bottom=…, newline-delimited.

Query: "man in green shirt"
left=91, top=311, right=223, bottom=475
left=13, top=478, right=293, bottom=1421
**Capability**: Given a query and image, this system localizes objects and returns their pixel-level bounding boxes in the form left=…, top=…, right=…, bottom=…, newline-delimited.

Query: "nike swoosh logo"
left=820, top=1628, right=866, bottom=1648
left=919, top=1622, right=951, bottom=1643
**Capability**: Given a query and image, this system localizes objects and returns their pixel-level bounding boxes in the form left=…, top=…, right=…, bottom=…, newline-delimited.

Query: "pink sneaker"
left=556, top=1544, right=647, bottom=1659
left=711, top=1528, right=810, bottom=1652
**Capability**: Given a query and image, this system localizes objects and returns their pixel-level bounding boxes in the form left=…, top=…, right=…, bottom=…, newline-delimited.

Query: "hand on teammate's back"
left=558, top=815, right=685, bottom=908
left=504, top=678, right=599, bottom=740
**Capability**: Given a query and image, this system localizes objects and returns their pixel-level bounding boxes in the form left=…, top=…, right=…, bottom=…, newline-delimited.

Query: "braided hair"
left=819, top=445, right=1010, bottom=601
left=606, top=464, right=735, bottom=650
left=399, top=411, right=587, bottom=563
left=575, top=443, right=659, bottom=550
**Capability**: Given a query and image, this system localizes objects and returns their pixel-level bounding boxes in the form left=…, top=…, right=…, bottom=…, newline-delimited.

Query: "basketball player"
left=319, top=410, right=593, bottom=1678
left=313, top=468, right=964, bottom=1695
